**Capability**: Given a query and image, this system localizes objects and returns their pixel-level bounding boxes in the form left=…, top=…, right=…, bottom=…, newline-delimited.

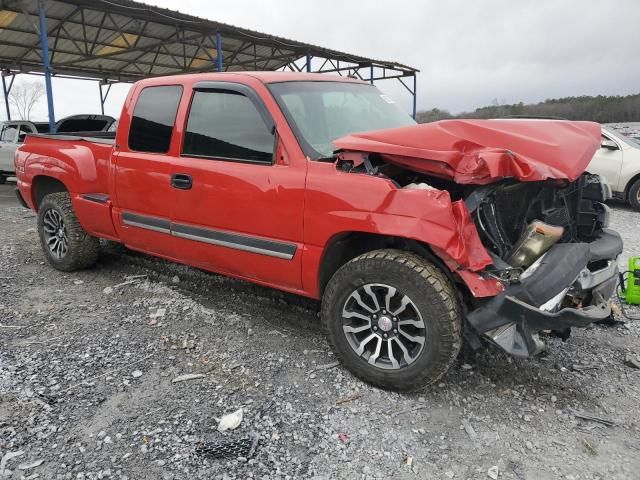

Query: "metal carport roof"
left=0, top=0, right=419, bottom=127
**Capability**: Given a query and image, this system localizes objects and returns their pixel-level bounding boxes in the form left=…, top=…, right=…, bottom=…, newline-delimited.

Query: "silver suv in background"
left=0, top=121, right=46, bottom=184
left=587, top=126, right=640, bottom=211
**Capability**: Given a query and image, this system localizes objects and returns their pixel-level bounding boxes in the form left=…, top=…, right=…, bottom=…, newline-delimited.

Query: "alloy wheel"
left=42, top=209, right=68, bottom=259
left=341, top=283, right=426, bottom=370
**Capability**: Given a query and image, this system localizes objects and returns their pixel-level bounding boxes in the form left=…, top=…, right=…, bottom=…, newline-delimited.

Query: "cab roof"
left=134, top=71, right=366, bottom=88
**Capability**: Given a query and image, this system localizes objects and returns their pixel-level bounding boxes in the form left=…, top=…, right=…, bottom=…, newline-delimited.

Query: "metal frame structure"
left=0, top=0, right=419, bottom=126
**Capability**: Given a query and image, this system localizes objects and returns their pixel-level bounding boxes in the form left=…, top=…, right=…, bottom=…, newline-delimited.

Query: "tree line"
left=416, top=93, right=640, bottom=124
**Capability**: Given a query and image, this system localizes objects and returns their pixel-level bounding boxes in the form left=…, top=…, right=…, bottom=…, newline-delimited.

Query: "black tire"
left=37, top=192, right=100, bottom=271
left=628, top=178, right=640, bottom=211
left=321, top=249, right=462, bottom=391
left=0, top=175, right=6, bottom=185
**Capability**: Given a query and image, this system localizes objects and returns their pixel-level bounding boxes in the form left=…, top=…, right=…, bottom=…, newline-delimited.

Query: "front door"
left=0, top=123, right=22, bottom=173
left=170, top=82, right=306, bottom=291
left=112, top=84, right=183, bottom=259
left=588, top=133, right=623, bottom=191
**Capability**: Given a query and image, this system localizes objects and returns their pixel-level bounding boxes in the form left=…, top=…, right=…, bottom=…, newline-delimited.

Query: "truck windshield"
left=268, top=81, right=416, bottom=159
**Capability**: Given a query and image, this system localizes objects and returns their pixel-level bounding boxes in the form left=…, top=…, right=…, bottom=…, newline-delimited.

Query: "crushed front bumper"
left=467, top=230, right=622, bottom=357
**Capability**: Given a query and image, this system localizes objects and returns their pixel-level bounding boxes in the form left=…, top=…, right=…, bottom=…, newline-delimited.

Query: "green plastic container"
left=625, top=256, right=640, bottom=305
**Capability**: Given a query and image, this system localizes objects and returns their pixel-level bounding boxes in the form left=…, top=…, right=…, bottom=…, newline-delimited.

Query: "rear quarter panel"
left=15, top=136, right=118, bottom=238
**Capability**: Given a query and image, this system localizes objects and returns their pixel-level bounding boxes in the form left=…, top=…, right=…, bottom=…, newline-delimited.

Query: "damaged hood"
left=333, top=119, right=601, bottom=184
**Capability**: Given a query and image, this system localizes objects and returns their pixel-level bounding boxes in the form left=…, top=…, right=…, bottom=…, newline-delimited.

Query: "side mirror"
left=601, top=139, right=619, bottom=150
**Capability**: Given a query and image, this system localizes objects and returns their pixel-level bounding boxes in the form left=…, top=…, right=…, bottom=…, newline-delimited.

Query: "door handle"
left=171, top=173, right=192, bottom=190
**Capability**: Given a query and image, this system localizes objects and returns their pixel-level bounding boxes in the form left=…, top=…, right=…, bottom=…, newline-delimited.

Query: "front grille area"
left=473, top=173, right=609, bottom=263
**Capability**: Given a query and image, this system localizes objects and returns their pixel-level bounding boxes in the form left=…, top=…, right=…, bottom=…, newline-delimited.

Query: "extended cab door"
left=112, top=85, right=183, bottom=258
left=169, top=81, right=306, bottom=291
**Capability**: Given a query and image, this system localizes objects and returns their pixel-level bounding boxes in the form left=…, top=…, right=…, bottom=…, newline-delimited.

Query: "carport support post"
left=412, top=74, right=417, bottom=120
left=216, top=31, right=223, bottom=72
left=306, top=50, right=311, bottom=72
left=98, top=80, right=112, bottom=116
left=38, top=0, right=55, bottom=131
left=370, top=65, right=374, bottom=84
left=1, top=74, right=10, bottom=121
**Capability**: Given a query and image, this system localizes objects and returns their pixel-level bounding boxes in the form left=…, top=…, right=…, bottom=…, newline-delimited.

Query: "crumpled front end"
left=465, top=173, right=622, bottom=356
left=333, top=120, right=621, bottom=358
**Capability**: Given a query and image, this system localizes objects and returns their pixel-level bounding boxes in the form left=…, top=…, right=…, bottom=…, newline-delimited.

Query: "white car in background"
left=587, top=126, right=640, bottom=211
left=0, top=121, right=46, bottom=184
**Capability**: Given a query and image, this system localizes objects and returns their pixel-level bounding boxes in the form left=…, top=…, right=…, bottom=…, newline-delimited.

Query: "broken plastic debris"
left=307, top=361, right=340, bottom=374
left=0, top=450, right=24, bottom=475
left=172, top=373, right=205, bottom=383
left=104, top=276, right=148, bottom=295
left=338, top=433, right=349, bottom=444
left=487, top=466, right=499, bottom=479
left=196, top=432, right=258, bottom=459
left=18, top=459, right=44, bottom=470
left=462, top=418, right=477, bottom=441
left=217, top=408, right=243, bottom=432
left=624, top=353, right=640, bottom=369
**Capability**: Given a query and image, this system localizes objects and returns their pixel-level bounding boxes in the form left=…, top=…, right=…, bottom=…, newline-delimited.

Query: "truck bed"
left=30, top=131, right=116, bottom=145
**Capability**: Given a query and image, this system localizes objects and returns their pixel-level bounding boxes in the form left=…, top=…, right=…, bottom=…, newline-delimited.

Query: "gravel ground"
left=1, top=186, right=640, bottom=480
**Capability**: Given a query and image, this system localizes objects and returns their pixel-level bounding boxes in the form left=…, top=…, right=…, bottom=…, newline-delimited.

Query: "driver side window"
left=182, top=89, right=274, bottom=164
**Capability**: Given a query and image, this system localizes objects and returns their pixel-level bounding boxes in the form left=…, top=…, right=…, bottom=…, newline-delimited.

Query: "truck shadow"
left=96, top=241, right=619, bottom=404
left=97, top=240, right=322, bottom=332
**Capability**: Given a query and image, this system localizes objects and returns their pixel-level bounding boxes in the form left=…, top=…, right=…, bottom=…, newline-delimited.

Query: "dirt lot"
left=1, top=182, right=640, bottom=480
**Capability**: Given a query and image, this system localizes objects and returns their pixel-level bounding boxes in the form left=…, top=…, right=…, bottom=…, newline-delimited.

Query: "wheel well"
left=624, top=173, right=640, bottom=199
left=32, top=176, right=68, bottom=210
left=318, top=232, right=452, bottom=296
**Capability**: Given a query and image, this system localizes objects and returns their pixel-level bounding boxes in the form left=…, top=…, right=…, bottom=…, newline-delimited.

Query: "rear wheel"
left=0, top=175, right=6, bottom=185
left=321, top=249, right=462, bottom=391
left=37, top=192, right=100, bottom=271
left=628, top=178, right=640, bottom=211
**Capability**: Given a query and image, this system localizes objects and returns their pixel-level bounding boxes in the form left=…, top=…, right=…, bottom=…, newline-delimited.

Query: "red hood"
left=333, top=119, right=601, bottom=184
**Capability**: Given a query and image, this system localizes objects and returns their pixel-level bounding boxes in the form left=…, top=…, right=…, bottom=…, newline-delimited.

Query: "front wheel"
left=37, top=192, right=100, bottom=271
left=321, top=249, right=462, bottom=391
left=628, top=178, right=640, bottom=211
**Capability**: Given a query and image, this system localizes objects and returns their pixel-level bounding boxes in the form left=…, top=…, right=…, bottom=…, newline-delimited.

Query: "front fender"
left=303, top=162, right=498, bottom=298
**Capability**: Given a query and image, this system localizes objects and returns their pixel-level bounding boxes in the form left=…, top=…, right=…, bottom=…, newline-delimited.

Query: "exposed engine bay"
left=469, top=173, right=611, bottom=276
left=340, top=152, right=613, bottom=265
left=338, top=152, right=623, bottom=357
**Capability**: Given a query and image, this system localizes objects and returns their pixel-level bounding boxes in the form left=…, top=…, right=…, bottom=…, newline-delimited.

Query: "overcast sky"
left=4, top=0, right=640, bottom=122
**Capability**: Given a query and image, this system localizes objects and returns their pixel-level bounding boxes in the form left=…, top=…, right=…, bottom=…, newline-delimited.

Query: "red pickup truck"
left=15, top=72, right=622, bottom=390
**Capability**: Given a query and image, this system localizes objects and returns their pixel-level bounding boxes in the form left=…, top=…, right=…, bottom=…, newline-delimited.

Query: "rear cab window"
left=182, top=88, right=275, bottom=164
left=17, top=124, right=35, bottom=142
left=128, top=85, right=183, bottom=153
